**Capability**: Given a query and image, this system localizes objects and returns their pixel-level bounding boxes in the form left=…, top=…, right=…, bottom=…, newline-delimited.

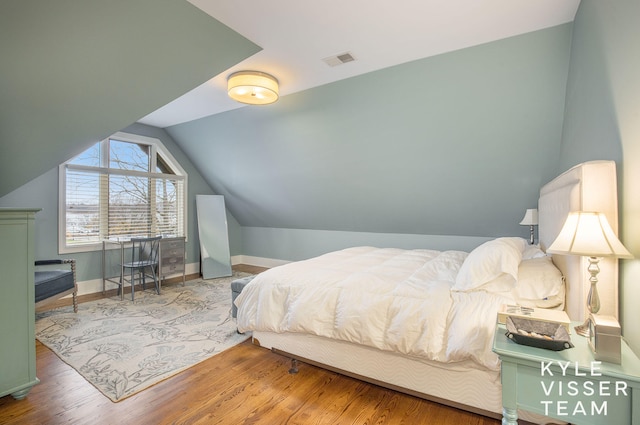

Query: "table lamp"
left=519, top=209, right=538, bottom=245
left=547, top=211, right=633, bottom=337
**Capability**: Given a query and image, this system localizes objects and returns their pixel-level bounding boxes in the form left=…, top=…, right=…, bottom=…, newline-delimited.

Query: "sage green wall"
left=0, top=124, right=242, bottom=282
left=557, top=0, right=640, bottom=352
left=168, top=24, right=573, bottom=260
left=240, top=227, right=493, bottom=262
left=123, top=124, right=243, bottom=258
left=0, top=0, right=260, bottom=197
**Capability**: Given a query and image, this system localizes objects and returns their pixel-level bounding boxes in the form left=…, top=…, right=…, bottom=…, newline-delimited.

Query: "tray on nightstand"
left=505, top=316, right=573, bottom=351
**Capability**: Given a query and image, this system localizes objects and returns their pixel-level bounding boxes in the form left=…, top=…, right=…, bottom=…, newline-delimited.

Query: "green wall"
left=557, top=0, right=640, bottom=352
left=240, top=227, right=492, bottom=263
left=0, top=0, right=258, bottom=285
left=168, top=24, right=573, bottom=260
left=0, top=0, right=260, bottom=197
left=0, top=124, right=242, bottom=283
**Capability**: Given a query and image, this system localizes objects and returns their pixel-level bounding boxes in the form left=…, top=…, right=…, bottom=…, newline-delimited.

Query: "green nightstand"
left=492, top=322, right=640, bottom=425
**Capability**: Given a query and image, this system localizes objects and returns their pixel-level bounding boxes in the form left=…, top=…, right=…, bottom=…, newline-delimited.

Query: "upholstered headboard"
left=538, top=160, right=619, bottom=322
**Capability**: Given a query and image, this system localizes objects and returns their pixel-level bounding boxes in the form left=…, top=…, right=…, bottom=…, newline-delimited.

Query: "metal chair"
left=120, top=236, right=161, bottom=300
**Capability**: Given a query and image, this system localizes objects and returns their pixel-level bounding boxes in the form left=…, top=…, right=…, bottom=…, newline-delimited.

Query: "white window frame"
left=59, top=132, right=188, bottom=254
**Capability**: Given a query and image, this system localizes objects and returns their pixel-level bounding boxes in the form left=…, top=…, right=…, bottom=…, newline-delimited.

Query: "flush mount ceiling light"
left=227, top=71, right=279, bottom=105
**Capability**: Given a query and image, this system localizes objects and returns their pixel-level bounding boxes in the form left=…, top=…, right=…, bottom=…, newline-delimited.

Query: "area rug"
left=35, top=273, right=252, bottom=402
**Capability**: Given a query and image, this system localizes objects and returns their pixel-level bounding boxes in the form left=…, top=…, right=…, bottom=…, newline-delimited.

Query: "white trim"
left=75, top=261, right=201, bottom=296
left=231, top=254, right=290, bottom=269
left=58, top=164, right=67, bottom=254
left=70, top=258, right=285, bottom=297
left=59, top=132, right=188, bottom=254
left=65, top=163, right=185, bottom=181
left=111, top=132, right=187, bottom=177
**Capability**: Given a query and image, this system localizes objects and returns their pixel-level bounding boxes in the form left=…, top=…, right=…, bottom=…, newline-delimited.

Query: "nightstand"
left=492, top=322, right=640, bottom=425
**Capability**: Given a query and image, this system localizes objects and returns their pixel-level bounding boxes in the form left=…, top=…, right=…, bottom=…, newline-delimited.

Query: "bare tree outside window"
left=62, top=135, right=186, bottom=250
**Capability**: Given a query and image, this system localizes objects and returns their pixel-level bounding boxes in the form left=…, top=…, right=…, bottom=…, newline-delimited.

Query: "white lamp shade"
left=547, top=211, right=633, bottom=258
left=227, top=71, right=279, bottom=105
left=519, top=209, right=538, bottom=225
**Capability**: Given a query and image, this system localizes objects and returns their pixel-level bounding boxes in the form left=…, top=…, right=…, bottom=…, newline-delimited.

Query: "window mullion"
left=149, top=176, right=157, bottom=236
left=149, top=144, right=157, bottom=237
left=101, top=138, right=109, bottom=168
left=62, top=134, right=187, bottom=252
left=100, top=171, right=109, bottom=240
left=150, top=144, right=157, bottom=172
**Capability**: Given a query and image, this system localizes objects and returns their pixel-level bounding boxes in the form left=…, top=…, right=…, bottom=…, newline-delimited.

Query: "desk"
left=492, top=322, right=640, bottom=425
left=102, top=237, right=186, bottom=298
left=158, top=237, right=185, bottom=286
left=101, top=239, right=130, bottom=299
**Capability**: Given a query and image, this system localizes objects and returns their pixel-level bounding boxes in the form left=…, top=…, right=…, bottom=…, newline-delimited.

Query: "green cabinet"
left=0, top=208, right=40, bottom=399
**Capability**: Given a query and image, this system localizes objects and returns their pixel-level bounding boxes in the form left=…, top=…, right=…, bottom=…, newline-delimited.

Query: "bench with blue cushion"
left=231, top=275, right=256, bottom=318
left=35, top=259, right=77, bottom=313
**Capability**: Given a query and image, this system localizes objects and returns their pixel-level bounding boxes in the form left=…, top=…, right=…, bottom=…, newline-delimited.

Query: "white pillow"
left=514, top=256, right=564, bottom=300
left=522, top=244, right=546, bottom=260
left=452, top=237, right=526, bottom=292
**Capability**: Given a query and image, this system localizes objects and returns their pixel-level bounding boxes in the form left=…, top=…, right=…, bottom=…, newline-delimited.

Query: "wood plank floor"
left=0, top=340, right=500, bottom=425
left=2, top=266, right=501, bottom=424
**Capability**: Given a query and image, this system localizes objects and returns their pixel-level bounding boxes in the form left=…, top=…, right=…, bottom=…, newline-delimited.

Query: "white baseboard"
left=71, top=258, right=286, bottom=298
left=74, top=262, right=201, bottom=297
left=231, top=255, right=290, bottom=269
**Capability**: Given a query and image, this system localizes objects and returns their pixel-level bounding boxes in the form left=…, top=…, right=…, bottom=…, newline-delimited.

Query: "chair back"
left=130, top=236, right=162, bottom=265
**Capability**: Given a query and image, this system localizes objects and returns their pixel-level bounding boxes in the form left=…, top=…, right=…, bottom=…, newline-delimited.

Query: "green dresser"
left=0, top=208, right=40, bottom=399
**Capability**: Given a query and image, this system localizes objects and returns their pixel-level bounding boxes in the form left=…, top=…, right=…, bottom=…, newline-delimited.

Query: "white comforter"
left=235, top=246, right=512, bottom=370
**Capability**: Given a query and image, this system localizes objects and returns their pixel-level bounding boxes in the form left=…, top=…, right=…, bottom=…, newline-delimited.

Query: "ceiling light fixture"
left=227, top=71, right=279, bottom=105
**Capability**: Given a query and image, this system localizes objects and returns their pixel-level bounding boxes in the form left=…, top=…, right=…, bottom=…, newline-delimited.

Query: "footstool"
left=231, top=275, right=256, bottom=318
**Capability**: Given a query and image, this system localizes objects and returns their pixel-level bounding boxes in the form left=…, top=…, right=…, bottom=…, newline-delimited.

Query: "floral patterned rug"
left=35, top=273, right=252, bottom=402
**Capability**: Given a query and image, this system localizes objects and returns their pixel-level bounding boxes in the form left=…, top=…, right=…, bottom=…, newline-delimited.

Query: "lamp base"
left=574, top=256, right=601, bottom=338
left=575, top=319, right=591, bottom=338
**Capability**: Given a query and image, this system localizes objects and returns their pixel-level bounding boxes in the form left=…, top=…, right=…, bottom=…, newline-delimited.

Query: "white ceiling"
left=138, top=0, right=580, bottom=128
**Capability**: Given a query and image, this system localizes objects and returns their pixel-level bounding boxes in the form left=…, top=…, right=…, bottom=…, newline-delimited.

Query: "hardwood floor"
left=2, top=266, right=501, bottom=425
left=0, top=340, right=500, bottom=425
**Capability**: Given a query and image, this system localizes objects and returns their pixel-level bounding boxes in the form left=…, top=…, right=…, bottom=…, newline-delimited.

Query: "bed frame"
left=250, top=160, right=620, bottom=423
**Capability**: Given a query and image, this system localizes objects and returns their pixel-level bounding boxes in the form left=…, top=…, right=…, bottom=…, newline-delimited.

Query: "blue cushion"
left=35, top=270, right=74, bottom=303
left=231, top=275, right=255, bottom=318
left=231, top=275, right=256, bottom=293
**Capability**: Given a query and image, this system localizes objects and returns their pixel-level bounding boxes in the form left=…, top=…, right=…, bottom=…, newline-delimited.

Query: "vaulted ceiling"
left=0, top=0, right=259, bottom=197
left=1, top=1, right=581, bottom=240
left=165, top=22, right=575, bottom=238
left=141, top=0, right=580, bottom=128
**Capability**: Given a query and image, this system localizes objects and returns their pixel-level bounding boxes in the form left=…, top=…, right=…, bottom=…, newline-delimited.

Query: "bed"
left=235, top=160, right=620, bottom=423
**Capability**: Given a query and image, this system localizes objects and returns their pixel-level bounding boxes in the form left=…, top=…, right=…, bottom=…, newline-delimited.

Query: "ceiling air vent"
left=323, top=52, right=356, bottom=67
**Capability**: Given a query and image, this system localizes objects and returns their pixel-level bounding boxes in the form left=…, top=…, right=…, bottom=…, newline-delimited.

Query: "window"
left=59, top=132, right=187, bottom=253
